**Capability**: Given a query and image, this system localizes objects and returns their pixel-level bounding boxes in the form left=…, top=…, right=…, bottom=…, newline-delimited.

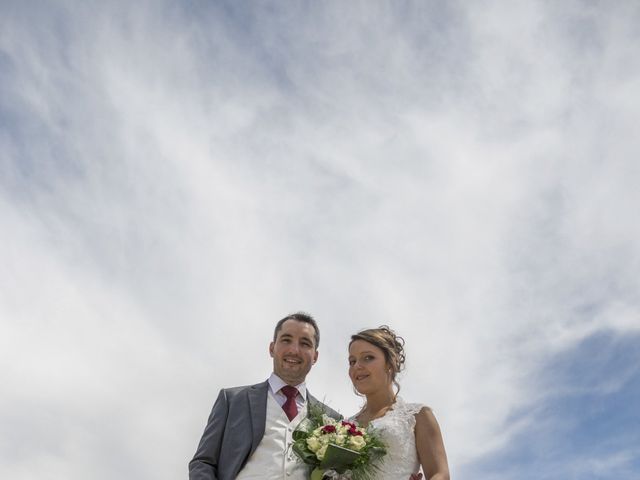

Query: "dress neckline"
left=356, top=396, right=405, bottom=427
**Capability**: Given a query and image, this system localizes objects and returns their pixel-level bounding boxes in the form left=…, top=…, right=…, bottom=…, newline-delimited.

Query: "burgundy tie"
left=281, top=386, right=299, bottom=421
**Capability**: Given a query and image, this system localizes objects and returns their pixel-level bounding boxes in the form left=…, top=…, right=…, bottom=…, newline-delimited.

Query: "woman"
left=348, top=326, right=450, bottom=480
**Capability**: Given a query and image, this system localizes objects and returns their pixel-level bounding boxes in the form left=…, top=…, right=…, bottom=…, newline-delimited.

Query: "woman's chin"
left=353, top=385, right=370, bottom=395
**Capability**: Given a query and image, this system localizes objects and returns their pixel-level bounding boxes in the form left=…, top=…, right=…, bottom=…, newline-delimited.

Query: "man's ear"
left=269, top=342, right=275, bottom=358
left=313, top=350, right=319, bottom=364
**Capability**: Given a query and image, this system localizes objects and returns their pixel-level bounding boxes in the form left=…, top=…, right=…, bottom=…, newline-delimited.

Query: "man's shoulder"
left=220, top=380, right=269, bottom=397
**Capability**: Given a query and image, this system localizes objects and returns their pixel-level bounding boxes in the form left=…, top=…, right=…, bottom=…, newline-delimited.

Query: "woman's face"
left=348, top=339, right=391, bottom=395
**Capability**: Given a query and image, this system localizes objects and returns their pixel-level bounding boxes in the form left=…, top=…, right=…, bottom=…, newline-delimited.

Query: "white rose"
left=349, top=435, right=366, bottom=451
left=316, top=444, right=328, bottom=461
left=307, top=437, right=321, bottom=452
left=322, top=415, right=337, bottom=426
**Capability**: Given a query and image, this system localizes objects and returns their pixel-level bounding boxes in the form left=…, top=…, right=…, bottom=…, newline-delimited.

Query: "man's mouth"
left=284, top=358, right=302, bottom=365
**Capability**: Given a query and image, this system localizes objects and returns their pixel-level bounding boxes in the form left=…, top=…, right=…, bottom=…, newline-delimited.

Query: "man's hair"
left=273, top=312, right=320, bottom=348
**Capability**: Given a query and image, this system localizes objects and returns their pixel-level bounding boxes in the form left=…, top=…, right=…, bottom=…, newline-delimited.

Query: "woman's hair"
left=349, top=325, right=406, bottom=395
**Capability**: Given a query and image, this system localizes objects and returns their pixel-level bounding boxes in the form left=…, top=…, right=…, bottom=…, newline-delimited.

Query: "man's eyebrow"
left=278, top=332, right=314, bottom=344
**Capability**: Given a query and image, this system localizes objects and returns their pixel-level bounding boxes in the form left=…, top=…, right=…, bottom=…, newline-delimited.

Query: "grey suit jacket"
left=189, top=380, right=341, bottom=480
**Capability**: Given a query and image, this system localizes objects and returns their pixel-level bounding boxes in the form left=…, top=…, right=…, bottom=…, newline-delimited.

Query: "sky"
left=1, top=1, right=639, bottom=479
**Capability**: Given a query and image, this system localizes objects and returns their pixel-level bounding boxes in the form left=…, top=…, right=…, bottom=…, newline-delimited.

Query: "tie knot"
left=281, top=385, right=298, bottom=400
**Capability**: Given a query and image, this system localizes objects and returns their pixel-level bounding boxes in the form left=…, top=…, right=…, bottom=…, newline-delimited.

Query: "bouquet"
left=291, top=405, right=386, bottom=480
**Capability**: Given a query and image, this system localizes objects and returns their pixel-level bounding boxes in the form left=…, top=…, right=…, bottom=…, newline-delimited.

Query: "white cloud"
left=1, top=1, right=639, bottom=478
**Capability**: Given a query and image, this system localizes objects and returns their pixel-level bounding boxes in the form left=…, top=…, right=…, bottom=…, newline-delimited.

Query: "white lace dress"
left=353, top=397, right=426, bottom=479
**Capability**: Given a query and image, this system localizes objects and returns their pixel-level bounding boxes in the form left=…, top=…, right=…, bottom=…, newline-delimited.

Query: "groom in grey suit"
left=189, top=312, right=341, bottom=480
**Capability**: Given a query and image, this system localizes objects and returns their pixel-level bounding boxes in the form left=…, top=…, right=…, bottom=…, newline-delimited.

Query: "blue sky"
left=462, top=332, right=640, bottom=479
left=1, top=1, right=639, bottom=479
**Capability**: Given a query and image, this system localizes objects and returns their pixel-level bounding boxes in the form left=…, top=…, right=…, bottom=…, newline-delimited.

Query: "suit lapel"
left=307, top=391, right=342, bottom=421
left=247, top=381, right=268, bottom=454
left=306, top=391, right=320, bottom=412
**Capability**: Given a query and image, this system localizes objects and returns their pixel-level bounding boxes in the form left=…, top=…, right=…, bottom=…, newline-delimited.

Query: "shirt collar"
left=268, top=372, right=307, bottom=399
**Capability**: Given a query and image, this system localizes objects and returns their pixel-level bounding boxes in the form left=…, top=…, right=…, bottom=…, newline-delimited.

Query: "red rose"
left=321, top=425, right=337, bottom=434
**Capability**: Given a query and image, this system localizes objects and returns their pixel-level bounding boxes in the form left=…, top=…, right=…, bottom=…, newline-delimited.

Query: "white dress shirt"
left=268, top=372, right=307, bottom=413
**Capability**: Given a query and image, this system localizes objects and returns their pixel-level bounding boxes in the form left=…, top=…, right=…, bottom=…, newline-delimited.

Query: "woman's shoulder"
left=394, top=396, right=431, bottom=416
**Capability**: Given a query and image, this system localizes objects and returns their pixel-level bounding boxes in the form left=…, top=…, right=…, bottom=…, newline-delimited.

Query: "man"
left=189, top=312, right=340, bottom=480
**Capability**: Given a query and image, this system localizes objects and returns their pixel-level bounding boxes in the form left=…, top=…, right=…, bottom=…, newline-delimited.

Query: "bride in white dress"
left=348, top=326, right=450, bottom=480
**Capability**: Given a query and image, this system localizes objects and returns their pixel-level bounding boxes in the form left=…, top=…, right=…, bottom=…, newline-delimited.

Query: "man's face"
left=269, top=319, right=318, bottom=385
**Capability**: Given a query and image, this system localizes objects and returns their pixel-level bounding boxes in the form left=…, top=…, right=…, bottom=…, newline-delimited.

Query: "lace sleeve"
left=367, top=398, right=426, bottom=477
left=395, top=400, right=430, bottom=430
